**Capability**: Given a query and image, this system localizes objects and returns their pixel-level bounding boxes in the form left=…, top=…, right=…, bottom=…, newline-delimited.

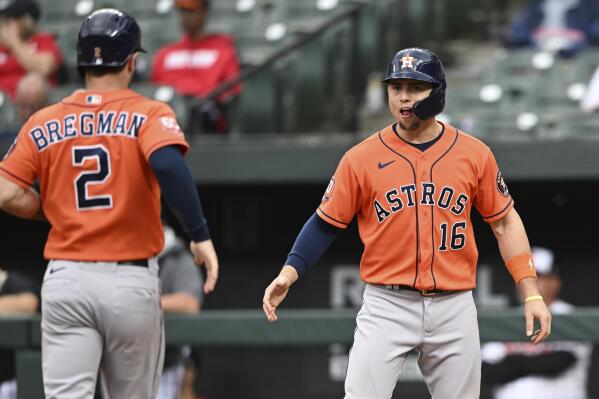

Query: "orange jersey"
left=316, top=122, right=513, bottom=290
left=0, top=89, right=189, bottom=261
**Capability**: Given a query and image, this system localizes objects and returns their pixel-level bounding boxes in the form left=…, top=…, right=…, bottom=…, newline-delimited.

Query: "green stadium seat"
left=122, top=0, right=167, bottom=17
left=484, top=49, right=564, bottom=90
left=573, top=49, right=599, bottom=82
left=41, top=0, right=94, bottom=21
left=39, top=0, right=125, bottom=22
left=237, top=41, right=283, bottom=67
left=131, top=83, right=191, bottom=130
left=559, top=110, right=599, bottom=137
left=49, top=84, right=84, bottom=104
left=468, top=111, right=535, bottom=140
left=43, top=21, right=82, bottom=82
left=290, top=38, right=328, bottom=131
left=231, top=68, right=281, bottom=133
left=138, top=19, right=181, bottom=54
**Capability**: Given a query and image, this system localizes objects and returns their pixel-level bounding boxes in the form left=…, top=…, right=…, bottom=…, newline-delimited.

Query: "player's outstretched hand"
left=190, top=239, right=219, bottom=294
left=263, top=266, right=298, bottom=322
left=524, top=299, right=552, bottom=345
left=263, top=275, right=292, bottom=323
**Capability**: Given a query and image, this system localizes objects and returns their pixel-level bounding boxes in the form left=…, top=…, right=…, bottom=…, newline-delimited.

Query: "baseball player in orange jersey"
left=263, top=48, right=552, bottom=398
left=0, top=9, right=219, bottom=398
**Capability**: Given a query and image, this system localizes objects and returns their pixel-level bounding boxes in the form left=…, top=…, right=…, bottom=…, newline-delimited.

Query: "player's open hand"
left=190, top=239, right=219, bottom=294
left=262, top=275, right=292, bottom=323
left=524, top=299, right=552, bottom=345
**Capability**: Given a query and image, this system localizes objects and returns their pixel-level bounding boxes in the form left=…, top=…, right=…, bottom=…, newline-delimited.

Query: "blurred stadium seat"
left=131, top=83, right=191, bottom=129
left=231, top=68, right=281, bottom=133
left=22, top=0, right=599, bottom=137
left=48, top=84, right=83, bottom=104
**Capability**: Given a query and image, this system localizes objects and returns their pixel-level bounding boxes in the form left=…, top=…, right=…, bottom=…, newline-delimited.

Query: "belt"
left=382, top=284, right=460, bottom=296
left=116, top=259, right=149, bottom=267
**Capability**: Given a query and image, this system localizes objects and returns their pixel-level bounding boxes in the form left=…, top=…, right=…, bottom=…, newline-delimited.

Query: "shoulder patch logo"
left=322, top=178, right=335, bottom=202
left=160, top=117, right=183, bottom=135
left=496, top=171, right=509, bottom=197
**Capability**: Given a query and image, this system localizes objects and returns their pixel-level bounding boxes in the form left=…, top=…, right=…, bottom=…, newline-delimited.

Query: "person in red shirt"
left=151, top=0, right=241, bottom=133
left=0, top=0, right=62, bottom=99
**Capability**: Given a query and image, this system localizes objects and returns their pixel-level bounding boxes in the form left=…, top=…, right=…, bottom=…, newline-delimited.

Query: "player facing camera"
left=383, top=47, right=447, bottom=122
left=263, top=46, right=551, bottom=399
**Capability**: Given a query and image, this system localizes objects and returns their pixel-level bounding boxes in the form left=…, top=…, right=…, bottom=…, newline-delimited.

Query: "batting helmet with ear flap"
left=77, top=9, right=146, bottom=75
left=382, top=48, right=446, bottom=120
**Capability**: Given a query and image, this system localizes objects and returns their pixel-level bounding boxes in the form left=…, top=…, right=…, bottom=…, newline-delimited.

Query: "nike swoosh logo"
left=49, top=267, right=66, bottom=274
left=378, top=160, right=396, bottom=169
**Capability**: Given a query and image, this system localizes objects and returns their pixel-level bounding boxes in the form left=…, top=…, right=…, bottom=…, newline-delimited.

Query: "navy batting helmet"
left=382, top=48, right=446, bottom=120
left=77, top=9, right=145, bottom=74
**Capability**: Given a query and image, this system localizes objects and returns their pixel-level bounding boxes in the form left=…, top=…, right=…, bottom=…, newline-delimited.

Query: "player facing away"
left=262, top=48, right=552, bottom=399
left=0, top=9, right=219, bottom=399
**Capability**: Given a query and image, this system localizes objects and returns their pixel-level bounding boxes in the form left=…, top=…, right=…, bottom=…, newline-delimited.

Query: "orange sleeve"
left=316, top=153, right=361, bottom=229
left=474, top=150, right=513, bottom=223
left=138, top=104, right=190, bottom=160
left=0, top=124, right=40, bottom=189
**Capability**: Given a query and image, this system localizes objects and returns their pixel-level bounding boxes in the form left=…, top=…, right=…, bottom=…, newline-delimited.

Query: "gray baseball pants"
left=345, top=283, right=480, bottom=399
left=41, top=259, right=164, bottom=399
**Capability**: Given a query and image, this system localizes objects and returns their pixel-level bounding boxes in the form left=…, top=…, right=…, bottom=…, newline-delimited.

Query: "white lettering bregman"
left=29, top=112, right=147, bottom=151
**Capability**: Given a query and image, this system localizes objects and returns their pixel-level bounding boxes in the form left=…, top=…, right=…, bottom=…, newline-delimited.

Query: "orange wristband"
left=505, top=252, right=537, bottom=283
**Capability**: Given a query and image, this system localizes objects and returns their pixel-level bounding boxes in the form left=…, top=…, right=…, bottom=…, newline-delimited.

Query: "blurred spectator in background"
left=0, top=268, right=38, bottom=315
left=581, top=65, right=599, bottom=112
left=482, top=247, right=593, bottom=399
left=157, top=224, right=204, bottom=399
left=505, top=0, right=599, bottom=57
left=15, top=72, right=49, bottom=124
left=151, top=0, right=241, bottom=133
left=0, top=267, right=40, bottom=399
left=0, top=0, right=62, bottom=98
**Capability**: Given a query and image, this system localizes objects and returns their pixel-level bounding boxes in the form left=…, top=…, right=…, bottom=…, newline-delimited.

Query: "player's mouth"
left=399, top=107, right=413, bottom=118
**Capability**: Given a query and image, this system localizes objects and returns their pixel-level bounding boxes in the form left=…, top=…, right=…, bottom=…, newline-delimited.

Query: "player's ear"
left=128, top=53, right=138, bottom=73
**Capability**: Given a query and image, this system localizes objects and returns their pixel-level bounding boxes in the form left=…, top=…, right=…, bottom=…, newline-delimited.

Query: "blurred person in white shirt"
left=482, top=247, right=593, bottom=399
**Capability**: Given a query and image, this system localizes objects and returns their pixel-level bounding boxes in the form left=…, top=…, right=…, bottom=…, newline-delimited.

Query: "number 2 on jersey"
left=72, top=145, right=113, bottom=210
left=438, top=221, right=466, bottom=251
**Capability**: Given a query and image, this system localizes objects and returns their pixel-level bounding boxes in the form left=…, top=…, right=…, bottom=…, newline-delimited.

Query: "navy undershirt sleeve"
left=149, top=145, right=210, bottom=242
left=285, top=213, right=341, bottom=277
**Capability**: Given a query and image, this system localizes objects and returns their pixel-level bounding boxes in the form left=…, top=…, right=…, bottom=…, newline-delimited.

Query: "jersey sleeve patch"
left=496, top=171, right=509, bottom=197
left=322, top=178, right=335, bottom=202
left=159, top=117, right=184, bottom=136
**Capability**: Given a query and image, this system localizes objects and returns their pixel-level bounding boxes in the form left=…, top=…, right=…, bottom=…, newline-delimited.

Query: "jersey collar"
left=378, top=120, right=458, bottom=161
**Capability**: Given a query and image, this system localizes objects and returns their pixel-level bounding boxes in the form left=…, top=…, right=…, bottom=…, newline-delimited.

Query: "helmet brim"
left=382, top=71, right=438, bottom=84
